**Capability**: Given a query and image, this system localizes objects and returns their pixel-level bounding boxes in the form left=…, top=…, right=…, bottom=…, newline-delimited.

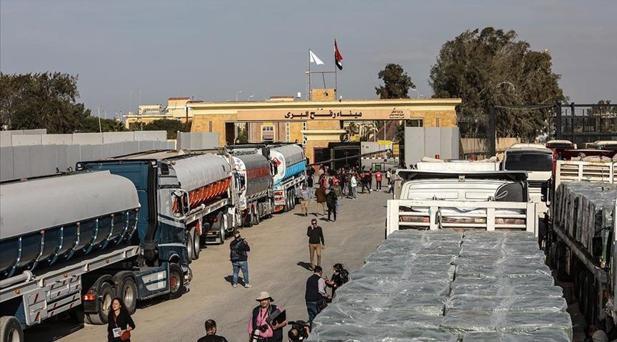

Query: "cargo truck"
left=228, top=148, right=274, bottom=227
left=78, top=150, right=239, bottom=254
left=0, top=171, right=191, bottom=342
left=307, top=169, right=572, bottom=340
left=545, top=149, right=617, bottom=334
left=267, top=144, right=307, bottom=213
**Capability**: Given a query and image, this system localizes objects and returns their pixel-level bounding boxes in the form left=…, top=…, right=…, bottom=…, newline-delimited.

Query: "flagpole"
left=334, top=39, right=338, bottom=99
left=308, top=49, right=311, bottom=101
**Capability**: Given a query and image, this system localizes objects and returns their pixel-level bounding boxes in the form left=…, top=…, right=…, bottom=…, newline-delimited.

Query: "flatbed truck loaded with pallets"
left=307, top=169, right=572, bottom=340
left=0, top=171, right=192, bottom=342
left=545, top=151, right=617, bottom=335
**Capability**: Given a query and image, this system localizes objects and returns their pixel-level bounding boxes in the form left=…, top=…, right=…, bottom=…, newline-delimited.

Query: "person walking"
left=107, top=298, right=135, bottom=342
left=326, top=187, right=338, bottom=222
left=299, top=183, right=311, bottom=216
left=197, top=319, right=228, bottom=342
left=314, top=186, right=327, bottom=216
left=375, top=170, right=383, bottom=191
left=305, top=266, right=329, bottom=327
left=230, top=230, right=251, bottom=288
left=248, top=292, right=287, bottom=342
left=350, top=173, right=358, bottom=199
left=307, top=219, right=325, bottom=270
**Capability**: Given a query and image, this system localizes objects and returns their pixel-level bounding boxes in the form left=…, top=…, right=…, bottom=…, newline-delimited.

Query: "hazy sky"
left=1, top=0, right=615, bottom=117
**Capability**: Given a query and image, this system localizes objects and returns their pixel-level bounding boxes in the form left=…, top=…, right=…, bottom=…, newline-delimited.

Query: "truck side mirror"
left=592, top=237, right=603, bottom=258
left=541, top=182, right=547, bottom=202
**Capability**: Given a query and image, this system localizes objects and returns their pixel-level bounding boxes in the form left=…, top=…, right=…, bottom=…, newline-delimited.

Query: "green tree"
left=430, top=27, right=564, bottom=141
left=141, top=119, right=190, bottom=139
left=79, top=116, right=126, bottom=132
left=0, top=72, right=92, bottom=133
left=375, top=64, right=415, bottom=99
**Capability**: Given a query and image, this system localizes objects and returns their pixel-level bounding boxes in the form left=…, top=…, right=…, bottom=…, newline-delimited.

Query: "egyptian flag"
left=334, top=39, right=343, bottom=70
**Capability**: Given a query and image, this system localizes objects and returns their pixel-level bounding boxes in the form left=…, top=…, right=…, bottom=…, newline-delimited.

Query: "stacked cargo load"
left=308, top=230, right=572, bottom=341
left=553, top=182, right=617, bottom=266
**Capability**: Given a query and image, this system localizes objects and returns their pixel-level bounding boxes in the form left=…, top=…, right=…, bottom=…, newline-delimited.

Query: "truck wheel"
left=116, top=276, right=138, bottom=315
left=0, top=316, right=23, bottom=342
left=85, top=281, right=113, bottom=325
left=191, top=227, right=200, bottom=260
left=168, top=264, right=185, bottom=299
left=186, top=231, right=195, bottom=261
left=217, top=222, right=226, bottom=245
left=254, top=205, right=261, bottom=225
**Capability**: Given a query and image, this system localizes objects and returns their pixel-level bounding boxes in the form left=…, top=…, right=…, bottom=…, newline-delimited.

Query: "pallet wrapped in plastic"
left=461, top=329, right=571, bottom=341
left=440, top=309, right=572, bottom=338
left=309, top=230, right=571, bottom=341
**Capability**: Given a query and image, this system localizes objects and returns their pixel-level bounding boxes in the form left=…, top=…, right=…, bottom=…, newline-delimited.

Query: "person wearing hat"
left=247, top=291, right=287, bottom=342
left=307, top=219, right=325, bottom=271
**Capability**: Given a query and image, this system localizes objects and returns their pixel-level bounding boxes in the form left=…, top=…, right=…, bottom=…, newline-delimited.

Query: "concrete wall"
left=404, top=127, right=460, bottom=167
left=0, top=131, right=173, bottom=181
left=176, top=132, right=219, bottom=150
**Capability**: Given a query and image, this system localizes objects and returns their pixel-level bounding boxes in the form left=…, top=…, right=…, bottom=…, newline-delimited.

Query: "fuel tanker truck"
left=269, top=144, right=307, bottom=212
left=229, top=149, right=274, bottom=227
left=0, top=171, right=191, bottom=341
left=77, top=149, right=237, bottom=255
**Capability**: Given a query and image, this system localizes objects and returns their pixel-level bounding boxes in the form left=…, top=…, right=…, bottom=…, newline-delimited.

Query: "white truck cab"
left=502, top=143, right=553, bottom=215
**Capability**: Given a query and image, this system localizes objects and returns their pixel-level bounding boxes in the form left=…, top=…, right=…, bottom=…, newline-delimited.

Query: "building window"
left=406, top=119, right=424, bottom=127
left=262, top=125, right=275, bottom=142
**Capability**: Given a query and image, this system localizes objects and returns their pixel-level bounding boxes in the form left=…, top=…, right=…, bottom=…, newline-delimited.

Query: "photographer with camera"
left=305, top=266, right=330, bottom=327
left=248, top=291, right=287, bottom=342
left=287, top=320, right=311, bottom=342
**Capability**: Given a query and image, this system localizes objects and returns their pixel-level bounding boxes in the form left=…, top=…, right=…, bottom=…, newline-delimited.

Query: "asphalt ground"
left=26, top=189, right=389, bottom=342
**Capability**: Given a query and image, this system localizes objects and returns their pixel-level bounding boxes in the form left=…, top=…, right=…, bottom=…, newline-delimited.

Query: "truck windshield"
left=504, top=151, right=552, bottom=171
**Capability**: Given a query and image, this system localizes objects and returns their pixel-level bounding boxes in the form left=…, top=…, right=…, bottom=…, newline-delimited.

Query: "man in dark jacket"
left=197, top=319, right=228, bottom=342
left=305, top=266, right=329, bottom=326
left=326, top=188, right=338, bottom=222
left=306, top=219, right=325, bottom=270
left=230, top=230, right=251, bottom=288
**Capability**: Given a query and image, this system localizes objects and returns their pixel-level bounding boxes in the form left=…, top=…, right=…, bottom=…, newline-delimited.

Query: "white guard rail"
left=386, top=199, right=538, bottom=237
left=556, top=160, right=616, bottom=188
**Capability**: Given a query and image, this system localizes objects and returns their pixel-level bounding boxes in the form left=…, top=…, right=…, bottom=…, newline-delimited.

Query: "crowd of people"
left=106, top=164, right=381, bottom=342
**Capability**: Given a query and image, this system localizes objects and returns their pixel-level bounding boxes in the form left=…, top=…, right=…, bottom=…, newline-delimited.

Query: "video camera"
left=287, top=320, right=311, bottom=341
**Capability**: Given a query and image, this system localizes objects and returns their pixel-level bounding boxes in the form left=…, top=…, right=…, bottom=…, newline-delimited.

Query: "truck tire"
left=0, top=316, right=24, bottom=342
left=254, top=205, right=260, bottom=225
left=168, top=263, right=185, bottom=299
left=217, top=221, right=226, bottom=245
left=186, top=231, right=195, bottom=261
left=191, top=227, right=200, bottom=260
left=85, top=281, right=113, bottom=325
left=115, top=275, right=138, bottom=315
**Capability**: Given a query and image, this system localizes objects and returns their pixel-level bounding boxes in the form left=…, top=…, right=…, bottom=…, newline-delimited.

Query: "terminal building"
left=124, top=91, right=461, bottom=163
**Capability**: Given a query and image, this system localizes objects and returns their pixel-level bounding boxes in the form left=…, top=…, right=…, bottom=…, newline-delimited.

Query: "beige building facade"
left=189, top=98, right=461, bottom=162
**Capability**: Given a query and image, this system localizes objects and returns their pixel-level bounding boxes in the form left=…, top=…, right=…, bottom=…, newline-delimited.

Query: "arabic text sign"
left=284, top=110, right=364, bottom=120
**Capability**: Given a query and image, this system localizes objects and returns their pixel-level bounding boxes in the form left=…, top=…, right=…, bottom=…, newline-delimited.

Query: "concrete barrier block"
left=0, top=146, right=14, bottom=181
left=73, top=133, right=103, bottom=145
left=12, top=134, right=43, bottom=146
left=42, top=134, right=73, bottom=145
left=134, top=130, right=167, bottom=141
left=102, top=132, right=135, bottom=144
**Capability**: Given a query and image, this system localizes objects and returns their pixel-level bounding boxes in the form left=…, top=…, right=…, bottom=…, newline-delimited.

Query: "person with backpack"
left=326, top=263, right=349, bottom=299
left=374, top=170, right=383, bottom=191
left=247, top=291, right=287, bottom=342
left=230, top=230, right=251, bottom=288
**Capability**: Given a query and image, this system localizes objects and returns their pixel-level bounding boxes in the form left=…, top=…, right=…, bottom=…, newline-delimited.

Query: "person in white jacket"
left=350, top=174, right=358, bottom=199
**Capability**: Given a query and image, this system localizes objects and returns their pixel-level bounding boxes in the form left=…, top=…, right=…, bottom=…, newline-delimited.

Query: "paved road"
left=26, top=190, right=389, bottom=342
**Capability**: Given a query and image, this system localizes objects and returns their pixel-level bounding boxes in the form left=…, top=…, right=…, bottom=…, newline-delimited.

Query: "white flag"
left=309, top=50, right=324, bottom=65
